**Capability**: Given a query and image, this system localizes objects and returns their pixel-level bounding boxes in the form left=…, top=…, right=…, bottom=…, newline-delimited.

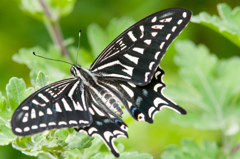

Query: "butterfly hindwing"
left=97, top=67, right=186, bottom=123
left=118, top=67, right=186, bottom=123
left=11, top=78, right=92, bottom=136
left=76, top=91, right=128, bottom=157
left=90, top=8, right=192, bottom=86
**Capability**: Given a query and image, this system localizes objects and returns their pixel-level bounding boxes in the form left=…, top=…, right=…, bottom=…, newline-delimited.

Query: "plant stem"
left=231, top=141, right=240, bottom=155
left=38, top=0, right=69, bottom=57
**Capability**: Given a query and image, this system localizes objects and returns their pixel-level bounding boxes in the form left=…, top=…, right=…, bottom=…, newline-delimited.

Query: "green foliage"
left=61, top=137, right=153, bottom=159
left=161, top=139, right=219, bottom=159
left=12, top=46, right=71, bottom=85
left=162, top=3, right=240, bottom=158
left=0, top=78, right=34, bottom=146
left=0, top=90, right=16, bottom=146
left=1, top=0, right=240, bottom=158
left=19, top=0, right=76, bottom=20
left=36, top=71, right=49, bottom=89
left=192, top=3, right=240, bottom=48
left=12, top=129, right=93, bottom=157
left=0, top=93, right=9, bottom=126
left=168, top=40, right=240, bottom=131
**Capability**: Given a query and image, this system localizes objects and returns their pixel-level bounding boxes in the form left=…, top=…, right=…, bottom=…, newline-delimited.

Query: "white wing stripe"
left=120, top=84, right=134, bottom=98
left=139, top=25, right=144, bottom=38
left=38, top=93, right=49, bottom=102
left=62, top=98, right=72, bottom=111
left=127, top=31, right=137, bottom=42
left=123, top=54, right=139, bottom=64
left=132, top=47, right=144, bottom=54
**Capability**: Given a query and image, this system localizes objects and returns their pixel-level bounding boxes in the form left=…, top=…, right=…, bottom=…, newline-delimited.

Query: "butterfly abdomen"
left=90, top=84, right=123, bottom=116
left=103, top=92, right=123, bottom=115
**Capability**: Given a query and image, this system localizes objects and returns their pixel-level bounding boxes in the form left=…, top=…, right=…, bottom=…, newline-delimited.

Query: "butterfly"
left=11, top=8, right=192, bottom=157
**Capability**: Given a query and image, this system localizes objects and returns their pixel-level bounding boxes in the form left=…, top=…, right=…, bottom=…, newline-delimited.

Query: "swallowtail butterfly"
left=11, top=8, right=192, bottom=157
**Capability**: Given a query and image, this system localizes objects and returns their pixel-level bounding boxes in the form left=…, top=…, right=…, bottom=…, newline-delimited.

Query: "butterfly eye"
left=70, top=67, right=76, bottom=76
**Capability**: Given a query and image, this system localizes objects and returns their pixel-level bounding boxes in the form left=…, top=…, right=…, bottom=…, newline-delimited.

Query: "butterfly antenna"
left=76, top=30, right=81, bottom=65
left=33, top=52, right=73, bottom=66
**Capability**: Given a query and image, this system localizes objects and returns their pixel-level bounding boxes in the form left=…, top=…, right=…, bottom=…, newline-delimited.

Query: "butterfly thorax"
left=71, top=65, right=123, bottom=116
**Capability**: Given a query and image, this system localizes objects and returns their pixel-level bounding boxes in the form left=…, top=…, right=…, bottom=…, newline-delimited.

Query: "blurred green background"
left=0, top=0, right=240, bottom=158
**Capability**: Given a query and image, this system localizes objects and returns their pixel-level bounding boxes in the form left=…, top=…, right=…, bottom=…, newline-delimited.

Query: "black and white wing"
left=76, top=91, right=128, bottom=157
left=97, top=66, right=186, bottom=124
left=10, top=7, right=191, bottom=158
left=11, top=78, right=92, bottom=136
left=11, top=77, right=129, bottom=157
left=90, top=8, right=192, bottom=86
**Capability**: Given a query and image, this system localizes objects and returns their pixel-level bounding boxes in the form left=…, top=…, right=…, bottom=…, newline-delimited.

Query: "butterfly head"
left=70, top=65, right=82, bottom=77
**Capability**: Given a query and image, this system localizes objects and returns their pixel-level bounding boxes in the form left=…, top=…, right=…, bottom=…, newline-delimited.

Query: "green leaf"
left=87, top=23, right=108, bottom=58
left=19, top=0, right=43, bottom=20
left=12, top=135, right=43, bottom=156
left=65, top=137, right=153, bottom=159
left=118, top=152, right=153, bottom=159
left=192, top=3, right=240, bottom=48
left=161, top=139, right=219, bottom=159
left=0, top=78, right=36, bottom=146
left=87, top=17, right=135, bottom=58
left=35, top=71, right=49, bottom=89
left=12, top=128, right=93, bottom=157
left=59, top=129, right=93, bottom=150
left=92, top=152, right=153, bottom=159
left=76, top=137, right=106, bottom=158
left=19, top=0, right=76, bottom=20
left=51, top=0, right=76, bottom=17
left=0, top=92, right=8, bottom=125
left=168, top=40, right=240, bottom=131
left=0, top=91, right=16, bottom=146
left=0, top=125, right=16, bottom=145
left=60, top=148, right=83, bottom=159
left=6, top=78, right=34, bottom=112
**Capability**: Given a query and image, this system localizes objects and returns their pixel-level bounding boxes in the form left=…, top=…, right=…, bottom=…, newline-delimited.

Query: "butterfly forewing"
left=11, top=78, right=92, bottom=136
left=90, top=8, right=192, bottom=86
